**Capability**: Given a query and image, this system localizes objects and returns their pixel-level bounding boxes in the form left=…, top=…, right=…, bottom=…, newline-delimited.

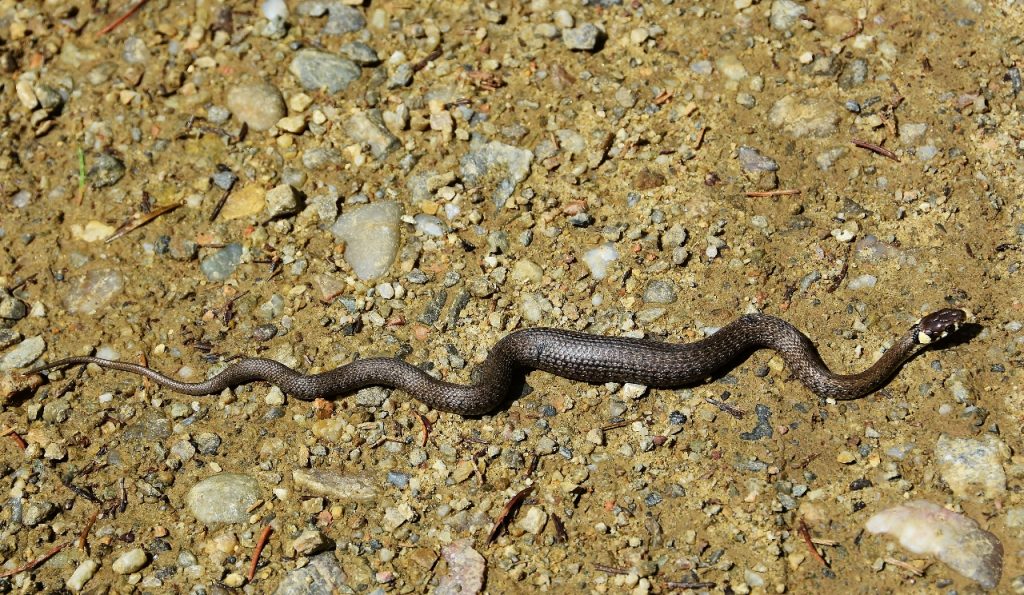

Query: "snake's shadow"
left=467, top=321, right=983, bottom=418
left=939, top=321, right=982, bottom=349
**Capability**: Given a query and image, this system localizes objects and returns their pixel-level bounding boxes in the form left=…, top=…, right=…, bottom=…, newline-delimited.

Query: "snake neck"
left=754, top=315, right=923, bottom=400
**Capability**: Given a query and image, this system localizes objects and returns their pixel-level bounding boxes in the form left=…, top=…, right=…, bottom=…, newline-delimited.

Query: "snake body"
left=32, top=309, right=966, bottom=416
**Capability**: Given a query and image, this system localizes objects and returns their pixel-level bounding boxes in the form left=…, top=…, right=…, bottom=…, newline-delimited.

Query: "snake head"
left=915, top=308, right=967, bottom=344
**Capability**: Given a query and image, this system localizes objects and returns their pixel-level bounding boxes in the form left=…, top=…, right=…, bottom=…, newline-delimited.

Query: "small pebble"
left=66, top=559, right=99, bottom=592
left=518, top=506, right=548, bottom=535
left=226, top=82, right=286, bottom=131
left=563, top=23, right=601, bottom=51
left=112, top=548, right=149, bottom=575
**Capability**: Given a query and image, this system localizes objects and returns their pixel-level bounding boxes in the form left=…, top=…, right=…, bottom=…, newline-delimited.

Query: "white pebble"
left=66, top=559, right=99, bottom=592
left=112, top=548, right=149, bottom=575
left=621, top=383, right=648, bottom=400
left=261, top=0, right=288, bottom=20
left=831, top=228, right=856, bottom=242
left=847, top=274, right=877, bottom=290
left=582, top=244, right=619, bottom=280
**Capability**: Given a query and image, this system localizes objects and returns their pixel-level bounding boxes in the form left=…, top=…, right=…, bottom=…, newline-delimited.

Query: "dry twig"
left=486, top=486, right=534, bottom=544
left=248, top=525, right=274, bottom=581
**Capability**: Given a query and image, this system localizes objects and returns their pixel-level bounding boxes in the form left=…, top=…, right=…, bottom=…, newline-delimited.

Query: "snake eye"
left=916, top=308, right=967, bottom=344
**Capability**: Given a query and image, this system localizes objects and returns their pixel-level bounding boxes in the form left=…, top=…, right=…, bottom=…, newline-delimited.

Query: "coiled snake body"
left=33, top=309, right=966, bottom=416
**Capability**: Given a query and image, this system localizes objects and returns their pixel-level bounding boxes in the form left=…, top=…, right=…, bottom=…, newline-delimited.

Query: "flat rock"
left=459, top=140, right=533, bottom=208
left=436, top=538, right=486, bottom=595
left=186, top=473, right=261, bottom=524
left=867, top=500, right=1002, bottom=590
left=936, top=434, right=1009, bottom=500
left=273, top=552, right=347, bottom=595
left=292, top=468, right=378, bottom=500
left=0, top=336, right=45, bottom=371
left=768, top=95, right=839, bottom=138
left=63, top=269, right=124, bottom=315
left=330, top=201, right=402, bottom=280
left=220, top=185, right=266, bottom=220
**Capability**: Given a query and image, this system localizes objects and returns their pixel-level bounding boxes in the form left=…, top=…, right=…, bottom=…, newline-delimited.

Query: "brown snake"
left=30, top=309, right=966, bottom=416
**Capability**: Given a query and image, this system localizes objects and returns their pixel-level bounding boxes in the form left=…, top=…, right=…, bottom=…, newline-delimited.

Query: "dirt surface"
left=1, top=0, right=1023, bottom=593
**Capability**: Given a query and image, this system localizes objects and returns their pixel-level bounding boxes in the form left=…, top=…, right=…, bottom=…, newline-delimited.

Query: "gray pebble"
left=63, top=269, right=125, bottom=315
left=200, top=243, right=244, bottom=282
left=253, top=324, right=278, bottom=341
left=42, top=399, right=70, bottom=423
left=0, top=294, right=27, bottom=321
left=346, top=109, right=399, bottom=160
left=535, top=436, right=558, bottom=454
left=414, top=214, right=446, bottom=237
left=739, top=404, right=774, bottom=441
left=847, top=274, right=877, bottom=290
left=122, top=414, right=172, bottom=441
left=195, top=432, right=222, bottom=455
left=302, top=147, right=343, bottom=170
left=330, top=202, right=403, bottom=280
left=292, top=468, right=378, bottom=500
left=0, top=335, right=45, bottom=371
left=460, top=140, right=534, bottom=208
left=738, top=146, right=779, bottom=172
left=211, top=168, right=238, bottom=190
left=770, top=0, right=807, bottom=30
left=171, top=440, right=196, bottom=462
left=265, top=184, right=300, bottom=219
left=23, top=500, right=57, bottom=526
left=643, top=280, right=677, bottom=304
left=355, top=386, right=389, bottom=407
left=272, top=552, right=348, bottom=595
left=66, top=559, right=100, bottom=592
left=768, top=95, right=839, bottom=139
left=387, top=471, right=410, bottom=489
left=122, top=37, right=149, bottom=63
left=226, top=81, right=286, bottom=131
left=207, top=105, right=231, bottom=124
left=340, top=41, right=380, bottom=65
left=88, top=153, right=125, bottom=188
left=839, top=59, right=868, bottom=89
left=291, top=529, right=334, bottom=556
left=297, top=1, right=366, bottom=35
left=563, top=23, right=601, bottom=51
left=289, top=49, right=361, bottom=94
left=387, top=63, right=414, bottom=89
left=917, top=145, right=939, bottom=161
left=406, top=269, right=429, bottom=284
left=816, top=147, right=847, bottom=170
left=0, top=329, right=21, bottom=350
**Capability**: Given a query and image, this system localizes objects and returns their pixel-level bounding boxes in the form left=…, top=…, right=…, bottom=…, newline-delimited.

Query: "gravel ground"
left=1, top=0, right=1023, bottom=593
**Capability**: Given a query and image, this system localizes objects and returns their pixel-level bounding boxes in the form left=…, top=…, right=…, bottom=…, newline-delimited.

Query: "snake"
left=29, top=308, right=966, bottom=416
